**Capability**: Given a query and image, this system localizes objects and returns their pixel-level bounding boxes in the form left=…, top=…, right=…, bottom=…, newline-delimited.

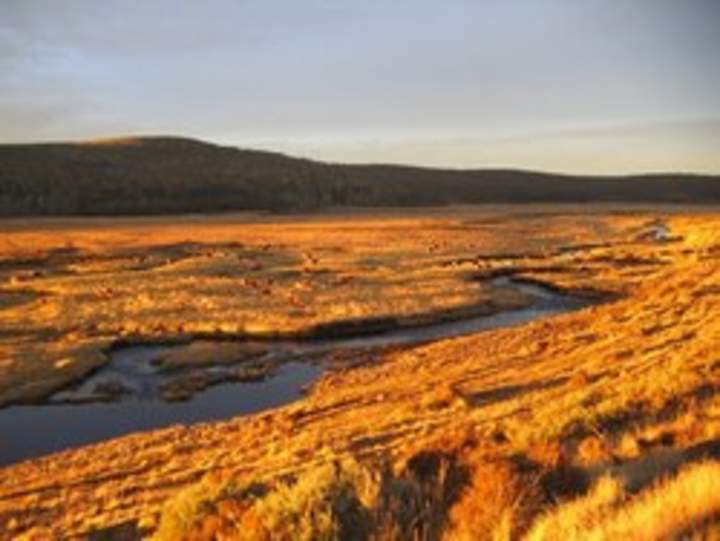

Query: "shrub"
left=444, top=458, right=543, bottom=541
left=154, top=460, right=373, bottom=541
left=154, top=451, right=467, bottom=541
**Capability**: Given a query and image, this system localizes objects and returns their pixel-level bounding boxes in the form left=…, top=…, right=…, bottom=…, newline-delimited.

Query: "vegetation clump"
left=155, top=451, right=470, bottom=541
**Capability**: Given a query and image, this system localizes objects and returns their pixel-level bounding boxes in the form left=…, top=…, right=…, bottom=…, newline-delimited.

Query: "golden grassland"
left=0, top=210, right=539, bottom=405
left=0, top=206, right=599, bottom=406
left=1, top=206, right=720, bottom=539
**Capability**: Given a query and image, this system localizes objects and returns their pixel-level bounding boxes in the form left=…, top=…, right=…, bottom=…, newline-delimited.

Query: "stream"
left=0, top=277, right=591, bottom=466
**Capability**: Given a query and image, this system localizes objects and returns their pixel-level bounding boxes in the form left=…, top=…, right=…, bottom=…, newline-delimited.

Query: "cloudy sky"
left=1, top=0, right=719, bottom=173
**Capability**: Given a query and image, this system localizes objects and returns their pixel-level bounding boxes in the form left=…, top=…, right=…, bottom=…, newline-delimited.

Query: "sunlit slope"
left=1, top=210, right=720, bottom=538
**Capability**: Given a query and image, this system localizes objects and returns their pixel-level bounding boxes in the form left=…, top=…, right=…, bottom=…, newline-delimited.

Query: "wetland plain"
left=2, top=206, right=720, bottom=539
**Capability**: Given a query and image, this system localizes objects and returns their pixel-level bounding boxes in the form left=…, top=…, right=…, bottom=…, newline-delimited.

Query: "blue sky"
left=1, top=0, right=719, bottom=173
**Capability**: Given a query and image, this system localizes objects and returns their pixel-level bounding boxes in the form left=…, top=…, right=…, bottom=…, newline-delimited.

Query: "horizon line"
left=1, top=132, right=718, bottom=179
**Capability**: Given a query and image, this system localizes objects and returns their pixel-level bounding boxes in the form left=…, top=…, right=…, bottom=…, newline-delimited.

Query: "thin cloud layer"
left=1, top=0, right=719, bottom=172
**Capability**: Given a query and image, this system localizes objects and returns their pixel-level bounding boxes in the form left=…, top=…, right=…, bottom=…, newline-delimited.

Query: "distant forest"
left=1, top=136, right=719, bottom=216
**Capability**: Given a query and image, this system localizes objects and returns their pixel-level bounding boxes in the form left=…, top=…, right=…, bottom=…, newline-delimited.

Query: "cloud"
left=0, top=0, right=718, bottom=172
left=256, top=119, right=720, bottom=174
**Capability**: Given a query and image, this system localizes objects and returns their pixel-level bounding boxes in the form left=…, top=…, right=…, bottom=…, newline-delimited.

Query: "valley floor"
left=1, top=206, right=719, bottom=539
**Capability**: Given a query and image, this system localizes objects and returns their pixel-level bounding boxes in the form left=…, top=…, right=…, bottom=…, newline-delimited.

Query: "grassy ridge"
left=1, top=136, right=719, bottom=216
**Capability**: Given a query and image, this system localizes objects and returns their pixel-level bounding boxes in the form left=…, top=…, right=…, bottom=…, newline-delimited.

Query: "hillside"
left=0, top=136, right=719, bottom=216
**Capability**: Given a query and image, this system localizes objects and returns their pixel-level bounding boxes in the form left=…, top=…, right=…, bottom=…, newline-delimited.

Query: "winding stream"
left=0, top=277, right=591, bottom=466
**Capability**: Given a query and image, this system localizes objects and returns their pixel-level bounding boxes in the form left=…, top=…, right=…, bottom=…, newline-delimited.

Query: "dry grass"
left=443, top=458, right=541, bottom=541
left=154, top=450, right=465, bottom=541
left=0, top=212, right=541, bottom=405
left=527, top=460, right=720, bottom=541
left=2, top=206, right=720, bottom=538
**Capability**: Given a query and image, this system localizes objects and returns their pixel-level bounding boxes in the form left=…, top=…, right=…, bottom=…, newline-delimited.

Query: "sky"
left=1, top=0, right=719, bottom=174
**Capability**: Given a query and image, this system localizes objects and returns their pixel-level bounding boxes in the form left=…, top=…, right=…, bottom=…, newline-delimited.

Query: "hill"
left=0, top=136, right=719, bottom=216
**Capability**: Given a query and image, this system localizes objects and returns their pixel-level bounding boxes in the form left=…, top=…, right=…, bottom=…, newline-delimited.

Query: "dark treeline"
left=1, top=136, right=719, bottom=216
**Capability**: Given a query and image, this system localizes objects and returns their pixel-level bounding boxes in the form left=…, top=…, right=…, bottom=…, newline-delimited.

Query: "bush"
left=154, top=451, right=467, bottom=541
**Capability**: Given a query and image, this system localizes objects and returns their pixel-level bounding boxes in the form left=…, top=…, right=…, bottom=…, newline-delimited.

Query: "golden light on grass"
left=2, top=207, right=720, bottom=538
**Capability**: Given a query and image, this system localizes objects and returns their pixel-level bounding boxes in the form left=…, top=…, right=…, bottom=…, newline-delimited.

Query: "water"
left=309, top=277, right=582, bottom=350
left=0, top=277, right=590, bottom=466
left=0, top=362, right=319, bottom=466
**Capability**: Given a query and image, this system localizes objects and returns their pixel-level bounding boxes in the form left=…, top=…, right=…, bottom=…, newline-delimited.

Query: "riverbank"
left=0, top=276, right=591, bottom=465
left=2, top=208, right=719, bottom=538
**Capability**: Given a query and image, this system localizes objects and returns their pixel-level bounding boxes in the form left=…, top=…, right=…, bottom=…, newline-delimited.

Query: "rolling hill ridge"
left=1, top=136, right=718, bottom=216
